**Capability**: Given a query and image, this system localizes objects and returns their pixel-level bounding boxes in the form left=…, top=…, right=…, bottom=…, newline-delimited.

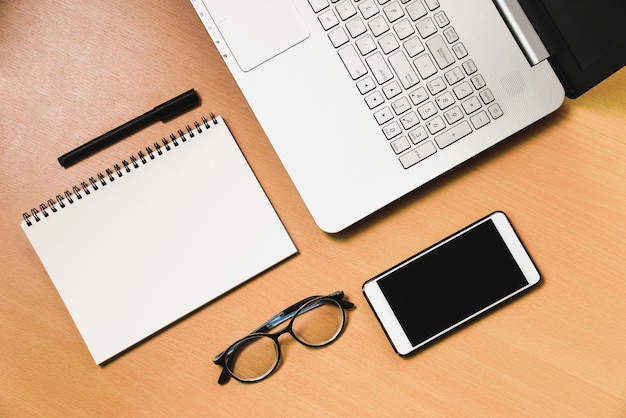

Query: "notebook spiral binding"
left=22, top=114, right=218, bottom=227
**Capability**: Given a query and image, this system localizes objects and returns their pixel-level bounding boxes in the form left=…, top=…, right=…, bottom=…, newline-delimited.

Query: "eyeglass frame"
left=214, top=290, right=355, bottom=384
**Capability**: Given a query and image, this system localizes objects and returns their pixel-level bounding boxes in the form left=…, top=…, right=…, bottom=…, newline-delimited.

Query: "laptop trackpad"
left=203, top=0, right=310, bottom=72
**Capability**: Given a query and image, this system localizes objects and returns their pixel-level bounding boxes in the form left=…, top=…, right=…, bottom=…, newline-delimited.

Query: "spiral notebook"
left=21, top=115, right=297, bottom=364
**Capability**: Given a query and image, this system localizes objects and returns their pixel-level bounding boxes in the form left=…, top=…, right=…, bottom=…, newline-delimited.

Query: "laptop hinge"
left=493, top=0, right=550, bottom=66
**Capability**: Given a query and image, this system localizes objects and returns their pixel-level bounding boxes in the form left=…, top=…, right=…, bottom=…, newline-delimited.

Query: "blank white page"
left=21, top=115, right=296, bottom=364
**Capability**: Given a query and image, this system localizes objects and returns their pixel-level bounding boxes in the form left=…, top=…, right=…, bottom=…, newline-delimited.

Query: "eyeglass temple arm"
left=251, top=291, right=353, bottom=334
left=251, top=296, right=317, bottom=333
left=217, top=367, right=230, bottom=384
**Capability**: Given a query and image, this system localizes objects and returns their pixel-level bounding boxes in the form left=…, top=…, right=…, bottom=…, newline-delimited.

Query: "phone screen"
left=377, top=219, right=531, bottom=347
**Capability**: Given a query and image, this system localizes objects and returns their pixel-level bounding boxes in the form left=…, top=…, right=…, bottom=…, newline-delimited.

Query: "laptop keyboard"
left=308, top=0, right=504, bottom=169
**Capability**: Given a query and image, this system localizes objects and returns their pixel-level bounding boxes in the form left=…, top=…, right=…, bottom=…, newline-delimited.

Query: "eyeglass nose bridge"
left=246, top=314, right=339, bottom=382
left=266, top=326, right=294, bottom=371
left=254, top=319, right=302, bottom=363
left=273, top=323, right=297, bottom=340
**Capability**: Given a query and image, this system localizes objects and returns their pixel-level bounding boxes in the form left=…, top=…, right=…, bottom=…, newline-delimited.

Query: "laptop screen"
left=521, top=0, right=626, bottom=97
left=539, top=0, right=626, bottom=70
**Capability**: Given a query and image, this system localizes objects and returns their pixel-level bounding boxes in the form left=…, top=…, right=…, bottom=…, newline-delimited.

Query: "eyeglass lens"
left=226, top=298, right=345, bottom=382
left=228, top=335, right=279, bottom=382
left=292, top=299, right=344, bottom=346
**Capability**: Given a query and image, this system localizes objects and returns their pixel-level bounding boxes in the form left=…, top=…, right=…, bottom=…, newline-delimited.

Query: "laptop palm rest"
left=202, top=0, right=310, bottom=72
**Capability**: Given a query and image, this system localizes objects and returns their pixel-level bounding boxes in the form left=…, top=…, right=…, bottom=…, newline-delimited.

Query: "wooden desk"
left=1, top=1, right=624, bottom=415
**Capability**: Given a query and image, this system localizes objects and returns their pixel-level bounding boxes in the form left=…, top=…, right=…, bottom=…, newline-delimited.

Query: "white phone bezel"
left=363, top=211, right=540, bottom=355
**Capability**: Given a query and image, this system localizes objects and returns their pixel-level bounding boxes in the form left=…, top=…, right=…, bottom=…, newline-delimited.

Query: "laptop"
left=189, top=0, right=625, bottom=233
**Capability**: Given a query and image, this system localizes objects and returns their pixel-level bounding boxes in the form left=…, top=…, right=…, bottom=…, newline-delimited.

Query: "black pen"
left=57, top=89, right=200, bottom=167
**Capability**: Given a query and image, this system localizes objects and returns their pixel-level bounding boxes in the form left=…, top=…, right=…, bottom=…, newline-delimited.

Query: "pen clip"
left=154, top=89, right=200, bottom=122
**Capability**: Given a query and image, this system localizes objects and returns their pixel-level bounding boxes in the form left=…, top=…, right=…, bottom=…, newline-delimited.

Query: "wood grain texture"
left=1, top=1, right=624, bottom=416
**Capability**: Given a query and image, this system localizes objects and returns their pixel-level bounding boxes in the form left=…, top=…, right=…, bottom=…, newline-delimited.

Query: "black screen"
left=378, top=220, right=530, bottom=347
left=539, top=0, right=626, bottom=69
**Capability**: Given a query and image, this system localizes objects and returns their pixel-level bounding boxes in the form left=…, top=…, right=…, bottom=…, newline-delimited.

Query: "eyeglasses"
left=214, top=290, right=354, bottom=384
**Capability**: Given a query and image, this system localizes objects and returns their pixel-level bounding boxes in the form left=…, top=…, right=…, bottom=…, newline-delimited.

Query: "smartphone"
left=363, top=211, right=540, bottom=356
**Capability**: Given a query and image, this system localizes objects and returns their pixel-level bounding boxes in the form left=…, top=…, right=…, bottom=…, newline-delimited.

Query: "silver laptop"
left=189, top=0, right=625, bottom=233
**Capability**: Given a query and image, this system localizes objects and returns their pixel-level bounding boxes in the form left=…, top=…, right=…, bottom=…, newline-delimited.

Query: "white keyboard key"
left=346, top=16, right=367, bottom=37
left=423, top=0, right=440, bottom=10
left=403, top=36, right=425, bottom=57
left=374, top=106, right=394, bottom=124
left=452, top=42, right=468, bottom=58
left=329, top=27, right=350, bottom=47
left=399, top=141, right=437, bottom=168
left=391, top=136, right=411, bottom=154
left=357, top=76, right=376, bottom=94
left=365, top=90, right=385, bottom=108
left=444, top=66, right=465, bottom=85
left=413, top=54, right=437, bottom=79
left=382, top=80, right=402, bottom=98
left=406, top=1, right=427, bottom=20
left=393, top=18, right=415, bottom=40
left=488, top=103, right=504, bottom=119
left=366, top=52, right=394, bottom=84
left=435, top=120, right=472, bottom=148
left=336, top=0, right=357, bottom=20
left=308, top=0, right=329, bottom=13
left=379, top=33, right=400, bottom=53
left=426, top=76, right=446, bottom=95
left=461, top=95, right=482, bottom=114
left=388, top=51, right=420, bottom=88
left=356, top=34, right=377, bottom=55
left=426, top=115, right=446, bottom=134
left=471, top=74, right=486, bottom=90
left=409, top=86, right=429, bottom=105
left=418, top=101, right=438, bottom=119
left=426, top=34, right=455, bottom=69
left=383, top=120, right=402, bottom=138
left=435, top=91, right=455, bottom=109
left=470, top=111, right=490, bottom=129
left=433, top=11, right=449, bottom=27
left=443, top=27, right=459, bottom=43
left=392, top=96, right=412, bottom=114
left=452, top=81, right=473, bottom=100
left=319, top=9, right=340, bottom=30
left=358, top=0, right=379, bottom=19
left=338, top=44, right=368, bottom=79
left=462, top=59, right=477, bottom=74
left=443, top=105, right=463, bottom=124
left=368, top=15, right=390, bottom=36
left=408, top=126, right=429, bottom=144
left=416, top=17, right=437, bottom=38
left=383, top=1, right=405, bottom=22
left=479, top=88, right=495, bottom=104
left=400, top=111, right=420, bottom=129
